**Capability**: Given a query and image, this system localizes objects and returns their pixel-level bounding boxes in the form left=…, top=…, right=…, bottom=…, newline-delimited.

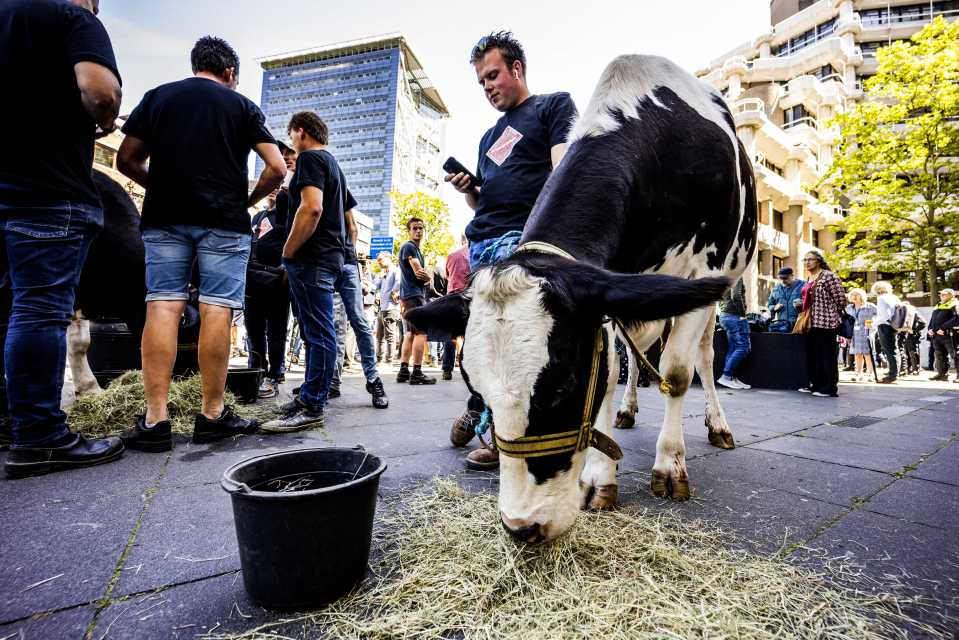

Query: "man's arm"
left=408, top=257, right=431, bottom=282
left=248, top=142, right=287, bottom=209
left=117, top=135, right=150, bottom=187
left=345, top=209, right=359, bottom=251
left=283, top=185, right=323, bottom=260
left=74, top=61, right=121, bottom=132
left=550, top=143, right=569, bottom=169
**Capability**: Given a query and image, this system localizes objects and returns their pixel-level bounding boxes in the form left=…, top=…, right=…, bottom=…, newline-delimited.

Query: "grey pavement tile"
left=0, top=494, right=142, bottom=623
left=908, top=441, right=959, bottom=486
left=690, top=447, right=890, bottom=507
left=862, top=409, right=959, bottom=440
left=864, top=404, right=923, bottom=419
left=748, top=434, right=924, bottom=474
left=617, top=472, right=848, bottom=554
left=0, top=450, right=164, bottom=514
left=93, top=574, right=312, bottom=640
left=863, top=477, right=959, bottom=531
left=0, top=605, right=94, bottom=640
left=114, top=483, right=240, bottom=597
left=801, top=422, right=952, bottom=456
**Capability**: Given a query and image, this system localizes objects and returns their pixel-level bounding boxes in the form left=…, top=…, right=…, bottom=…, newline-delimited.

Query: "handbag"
left=792, top=308, right=812, bottom=334
left=838, top=311, right=855, bottom=339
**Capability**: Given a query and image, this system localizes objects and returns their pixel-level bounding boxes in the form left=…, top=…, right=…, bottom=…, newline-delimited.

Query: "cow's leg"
left=580, top=336, right=620, bottom=510
left=67, top=311, right=103, bottom=397
left=614, top=349, right=638, bottom=429
left=650, top=308, right=711, bottom=501
left=695, top=313, right=735, bottom=449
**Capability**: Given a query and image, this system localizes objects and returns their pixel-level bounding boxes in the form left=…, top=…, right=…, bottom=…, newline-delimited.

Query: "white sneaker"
left=717, top=375, right=740, bottom=389
left=733, top=377, right=751, bottom=389
left=812, top=391, right=835, bottom=397
left=798, top=387, right=812, bottom=393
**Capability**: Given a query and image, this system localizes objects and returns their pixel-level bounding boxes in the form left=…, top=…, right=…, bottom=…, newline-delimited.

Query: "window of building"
left=772, top=255, right=784, bottom=276
left=813, top=64, right=837, bottom=81
left=783, top=104, right=811, bottom=128
left=773, top=209, right=784, bottom=231
left=93, top=144, right=115, bottom=168
left=812, top=229, right=820, bottom=247
left=771, top=17, right=836, bottom=57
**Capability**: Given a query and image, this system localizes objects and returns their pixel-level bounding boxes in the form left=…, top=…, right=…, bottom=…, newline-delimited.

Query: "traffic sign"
left=369, top=236, right=394, bottom=257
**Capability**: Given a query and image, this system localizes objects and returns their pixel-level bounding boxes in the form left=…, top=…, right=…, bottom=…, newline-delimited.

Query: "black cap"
left=777, top=267, right=793, bottom=277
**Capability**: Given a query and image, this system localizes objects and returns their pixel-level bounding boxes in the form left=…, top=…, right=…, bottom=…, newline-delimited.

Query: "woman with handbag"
left=845, top=288, right=877, bottom=383
left=794, top=251, right=847, bottom=396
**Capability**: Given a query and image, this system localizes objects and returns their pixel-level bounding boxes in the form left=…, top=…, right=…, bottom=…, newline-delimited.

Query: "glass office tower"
left=257, top=34, right=449, bottom=236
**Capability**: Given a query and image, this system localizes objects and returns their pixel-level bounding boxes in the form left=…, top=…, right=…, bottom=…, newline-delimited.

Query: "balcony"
left=779, top=74, right=848, bottom=110
left=758, top=222, right=790, bottom=254
left=747, top=38, right=858, bottom=84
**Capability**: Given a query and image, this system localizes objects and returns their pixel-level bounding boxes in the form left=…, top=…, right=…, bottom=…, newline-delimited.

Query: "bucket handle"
left=222, top=476, right=252, bottom=494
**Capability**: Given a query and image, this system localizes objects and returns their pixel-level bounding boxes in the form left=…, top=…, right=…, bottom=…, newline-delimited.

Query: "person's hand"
left=793, top=299, right=801, bottom=308
left=444, top=172, right=475, bottom=195
left=937, top=329, right=945, bottom=336
left=391, top=291, right=399, bottom=304
left=775, top=303, right=784, bottom=311
left=928, top=330, right=934, bottom=337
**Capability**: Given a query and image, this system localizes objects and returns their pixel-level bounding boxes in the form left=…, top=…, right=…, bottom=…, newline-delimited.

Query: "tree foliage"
left=821, top=17, right=959, bottom=297
left=389, top=191, right=456, bottom=268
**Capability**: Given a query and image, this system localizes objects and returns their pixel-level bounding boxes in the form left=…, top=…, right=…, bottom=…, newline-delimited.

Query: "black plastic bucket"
left=221, top=447, right=387, bottom=609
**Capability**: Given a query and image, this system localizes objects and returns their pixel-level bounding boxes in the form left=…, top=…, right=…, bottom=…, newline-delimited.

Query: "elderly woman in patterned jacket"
left=798, top=251, right=848, bottom=397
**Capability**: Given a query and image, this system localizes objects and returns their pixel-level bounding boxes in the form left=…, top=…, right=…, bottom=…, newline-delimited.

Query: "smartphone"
left=442, top=157, right=482, bottom=187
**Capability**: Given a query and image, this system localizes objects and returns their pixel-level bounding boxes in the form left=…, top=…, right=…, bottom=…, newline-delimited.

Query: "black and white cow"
left=407, top=54, right=757, bottom=543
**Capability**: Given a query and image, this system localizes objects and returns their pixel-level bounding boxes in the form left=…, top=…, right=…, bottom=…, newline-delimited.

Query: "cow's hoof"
left=650, top=470, right=691, bottom=501
left=614, top=411, right=635, bottom=429
left=707, top=429, right=736, bottom=449
left=588, top=484, right=618, bottom=511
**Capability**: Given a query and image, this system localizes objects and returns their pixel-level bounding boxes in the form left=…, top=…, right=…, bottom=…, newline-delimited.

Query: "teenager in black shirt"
left=0, top=0, right=125, bottom=476
left=117, top=36, right=286, bottom=451
left=262, top=112, right=348, bottom=433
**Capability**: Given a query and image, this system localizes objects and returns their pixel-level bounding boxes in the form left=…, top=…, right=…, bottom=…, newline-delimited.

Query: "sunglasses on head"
left=472, top=36, right=490, bottom=59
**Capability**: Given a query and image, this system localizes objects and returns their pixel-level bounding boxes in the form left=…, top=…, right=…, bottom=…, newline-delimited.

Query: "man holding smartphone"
left=444, top=31, right=577, bottom=469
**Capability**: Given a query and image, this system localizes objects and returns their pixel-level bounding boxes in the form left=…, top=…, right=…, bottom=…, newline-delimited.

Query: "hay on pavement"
left=206, top=480, right=954, bottom=640
left=68, top=370, right=275, bottom=438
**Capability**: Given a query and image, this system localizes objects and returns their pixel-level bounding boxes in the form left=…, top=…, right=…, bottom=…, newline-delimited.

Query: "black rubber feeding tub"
left=221, top=446, right=386, bottom=610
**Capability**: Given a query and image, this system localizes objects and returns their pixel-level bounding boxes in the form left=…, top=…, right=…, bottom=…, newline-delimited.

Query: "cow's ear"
left=404, top=292, right=471, bottom=336
left=548, top=262, right=729, bottom=324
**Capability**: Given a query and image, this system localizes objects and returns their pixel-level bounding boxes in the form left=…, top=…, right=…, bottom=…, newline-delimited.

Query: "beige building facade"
left=697, top=0, right=958, bottom=307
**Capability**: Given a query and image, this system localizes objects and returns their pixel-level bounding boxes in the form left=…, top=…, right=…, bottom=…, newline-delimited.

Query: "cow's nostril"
left=501, top=519, right=544, bottom=544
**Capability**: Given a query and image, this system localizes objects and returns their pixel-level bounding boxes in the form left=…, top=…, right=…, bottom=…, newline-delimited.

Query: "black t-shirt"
left=121, top=77, right=275, bottom=232
left=0, top=0, right=120, bottom=207
left=287, top=149, right=346, bottom=271
left=251, top=208, right=287, bottom=267
left=276, top=189, right=291, bottom=233
left=343, top=190, right=359, bottom=264
left=399, top=241, right=426, bottom=300
left=466, top=93, right=577, bottom=242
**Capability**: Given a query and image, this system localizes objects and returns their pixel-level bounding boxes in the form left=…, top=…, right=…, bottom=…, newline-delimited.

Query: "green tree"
left=389, top=191, right=456, bottom=267
left=821, top=17, right=959, bottom=298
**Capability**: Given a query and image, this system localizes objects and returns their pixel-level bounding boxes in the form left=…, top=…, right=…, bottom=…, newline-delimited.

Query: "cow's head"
left=406, top=252, right=728, bottom=542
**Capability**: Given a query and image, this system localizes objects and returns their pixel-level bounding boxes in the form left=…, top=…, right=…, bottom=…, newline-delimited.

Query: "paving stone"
left=747, top=434, right=924, bottom=474
left=114, top=483, right=240, bottom=597
left=863, top=477, right=959, bottom=531
left=864, top=404, right=923, bottom=419
left=0, top=494, right=142, bottom=622
left=801, top=422, right=951, bottom=456
left=907, top=441, right=959, bottom=486
left=861, top=409, right=959, bottom=440
left=690, top=447, right=890, bottom=507
left=0, top=605, right=94, bottom=640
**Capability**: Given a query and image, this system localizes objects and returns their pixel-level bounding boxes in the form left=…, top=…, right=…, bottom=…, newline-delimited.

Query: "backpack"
left=889, top=303, right=908, bottom=331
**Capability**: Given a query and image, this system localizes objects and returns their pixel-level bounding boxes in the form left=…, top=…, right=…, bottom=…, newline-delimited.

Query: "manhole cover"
left=828, top=416, right=884, bottom=429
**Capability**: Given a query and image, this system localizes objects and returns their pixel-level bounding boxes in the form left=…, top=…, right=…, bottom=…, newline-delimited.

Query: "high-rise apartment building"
left=697, top=0, right=957, bottom=306
left=256, top=34, right=449, bottom=237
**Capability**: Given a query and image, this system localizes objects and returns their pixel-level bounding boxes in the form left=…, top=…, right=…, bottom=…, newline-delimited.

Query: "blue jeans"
left=284, top=260, right=338, bottom=412
left=331, top=262, right=378, bottom=385
left=142, top=225, right=251, bottom=309
left=0, top=200, right=103, bottom=446
left=468, top=230, right=522, bottom=270
left=719, top=313, right=751, bottom=378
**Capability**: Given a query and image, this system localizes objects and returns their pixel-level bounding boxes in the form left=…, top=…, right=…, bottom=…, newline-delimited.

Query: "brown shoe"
left=465, top=445, right=499, bottom=471
left=450, top=409, right=480, bottom=447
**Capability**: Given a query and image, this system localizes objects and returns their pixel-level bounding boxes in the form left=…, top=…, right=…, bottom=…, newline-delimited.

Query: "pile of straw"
left=209, top=480, right=952, bottom=639
left=68, top=371, right=272, bottom=438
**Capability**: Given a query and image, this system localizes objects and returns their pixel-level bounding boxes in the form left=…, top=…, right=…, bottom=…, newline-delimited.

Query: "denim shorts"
left=142, top=225, right=251, bottom=309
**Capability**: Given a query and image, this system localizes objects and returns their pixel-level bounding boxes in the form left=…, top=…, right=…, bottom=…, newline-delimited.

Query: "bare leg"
left=412, top=333, right=427, bottom=366
left=651, top=308, right=711, bottom=501
left=67, top=312, right=103, bottom=397
left=400, top=331, right=414, bottom=364
left=142, top=300, right=186, bottom=423
left=581, top=331, right=620, bottom=510
left=198, top=303, right=232, bottom=419
left=695, top=312, right=735, bottom=449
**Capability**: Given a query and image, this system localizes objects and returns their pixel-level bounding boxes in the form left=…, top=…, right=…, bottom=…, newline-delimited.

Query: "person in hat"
left=767, top=267, right=805, bottom=332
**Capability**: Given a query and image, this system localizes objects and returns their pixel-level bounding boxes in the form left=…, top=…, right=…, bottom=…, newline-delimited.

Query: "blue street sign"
left=369, top=236, right=394, bottom=257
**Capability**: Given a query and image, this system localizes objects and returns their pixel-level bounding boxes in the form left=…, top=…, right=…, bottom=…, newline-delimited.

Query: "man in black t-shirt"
left=117, top=36, right=287, bottom=451
left=261, top=112, right=349, bottom=433
left=396, top=218, right=436, bottom=385
left=0, top=0, right=125, bottom=476
left=444, top=31, right=577, bottom=470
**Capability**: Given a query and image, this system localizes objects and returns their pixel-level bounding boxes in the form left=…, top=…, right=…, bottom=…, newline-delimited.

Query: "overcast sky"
left=98, top=0, right=771, bottom=235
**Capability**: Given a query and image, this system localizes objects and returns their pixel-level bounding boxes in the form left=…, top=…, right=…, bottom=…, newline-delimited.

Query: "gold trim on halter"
left=494, top=326, right=623, bottom=461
